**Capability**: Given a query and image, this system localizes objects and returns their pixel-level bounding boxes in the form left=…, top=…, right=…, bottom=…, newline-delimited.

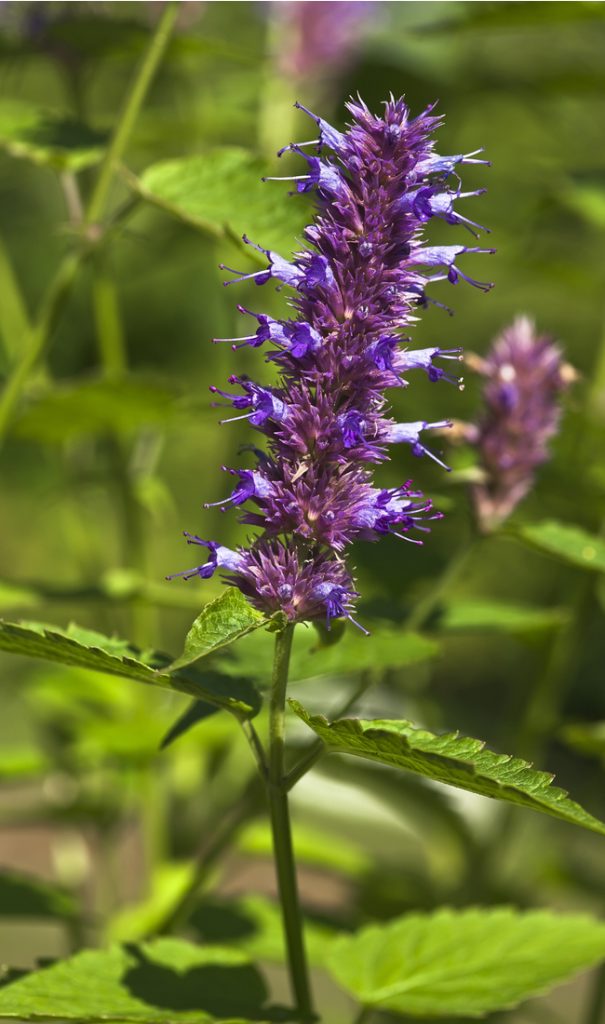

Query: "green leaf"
left=0, top=938, right=291, bottom=1022
left=558, top=184, right=605, bottom=230
left=438, top=599, right=567, bottom=634
left=0, top=100, right=107, bottom=171
left=12, top=375, right=179, bottom=444
left=517, top=520, right=605, bottom=573
left=238, top=820, right=371, bottom=878
left=560, top=722, right=605, bottom=761
left=0, top=580, right=41, bottom=613
left=0, top=871, right=78, bottom=921
left=0, top=749, right=49, bottom=780
left=222, top=623, right=438, bottom=684
left=290, top=626, right=438, bottom=681
left=326, top=908, right=605, bottom=1018
left=131, top=149, right=309, bottom=253
left=170, top=590, right=268, bottom=671
left=291, top=703, right=605, bottom=836
left=0, top=619, right=260, bottom=717
left=190, top=894, right=335, bottom=967
left=159, top=700, right=219, bottom=749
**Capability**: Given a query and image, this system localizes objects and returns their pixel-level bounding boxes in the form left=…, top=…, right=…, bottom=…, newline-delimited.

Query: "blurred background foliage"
left=2, top=2, right=605, bottom=1021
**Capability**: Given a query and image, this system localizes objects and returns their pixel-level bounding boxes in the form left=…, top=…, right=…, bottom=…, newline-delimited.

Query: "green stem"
left=0, top=5, right=177, bottom=447
left=91, top=261, right=128, bottom=379
left=84, top=2, right=179, bottom=226
left=155, top=779, right=263, bottom=936
left=516, top=575, right=592, bottom=762
left=0, top=252, right=80, bottom=448
left=405, top=535, right=476, bottom=633
left=585, top=963, right=605, bottom=1024
left=267, top=625, right=314, bottom=1020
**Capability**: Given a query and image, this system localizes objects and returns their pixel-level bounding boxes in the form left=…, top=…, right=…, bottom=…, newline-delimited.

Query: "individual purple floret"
left=467, top=316, right=573, bottom=532
left=170, top=97, right=492, bottom=629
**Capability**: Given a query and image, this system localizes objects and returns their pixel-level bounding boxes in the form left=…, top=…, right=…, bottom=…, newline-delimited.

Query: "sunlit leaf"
left=238, top=820, right=371, bottom=878
left=0, top=619, right=260, bottom=717
left=0, top=99, right=106, bottom=171
left=438, top=600, right=567, bottom=634
left=517, top=520, right=605, bottom=573
left=0, top=871, right=78, bottom=921
left=326, top=908, right=605, bottom=1018
left=558, top=184, right=605, bottom=230
left=0, top=749, right=49, bottom=780
left=131, top=148, right=310, bottom=253
left=291, top=703, right=605, bottom=835
left=0, top=939, right=292, bottom=1022
left=170, top=590, right=268, bottom=671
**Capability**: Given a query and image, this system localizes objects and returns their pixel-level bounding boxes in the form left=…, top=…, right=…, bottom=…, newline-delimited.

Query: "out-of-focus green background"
left=2, top=3, right=605, bottom=1020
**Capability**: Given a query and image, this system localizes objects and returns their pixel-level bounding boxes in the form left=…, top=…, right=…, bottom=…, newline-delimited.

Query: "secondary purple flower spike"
left=468, top=317, right=573, bottom=532
left=170, top=97, right=492, bottom=629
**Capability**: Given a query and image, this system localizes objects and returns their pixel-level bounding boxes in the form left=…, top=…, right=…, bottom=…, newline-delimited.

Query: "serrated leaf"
left=12, top=375, right=179, bottom=444
left=170, top=590, right=268, bottom=671
left=131, top=149, right=309, bottom=253
left=439, top=600, right=567, bottom=634
left=0, top=871, right=78, bottom=921
left=326, top=908, right=605, bottom=1018
left=0, top=100, right=106, bottom=171
left=0, top=938, right=291, bottom=1022
left=291, top=703, right=605, bottom=836
left=517, top=520, right=605, bottom=573
left=0, top=619, right=260, bottom=717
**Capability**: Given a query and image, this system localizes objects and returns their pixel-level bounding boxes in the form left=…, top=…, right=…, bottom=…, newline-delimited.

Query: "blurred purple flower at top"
left=275, top=1, right=375, bottom=79
left=468, top=316, right=575, bottom=533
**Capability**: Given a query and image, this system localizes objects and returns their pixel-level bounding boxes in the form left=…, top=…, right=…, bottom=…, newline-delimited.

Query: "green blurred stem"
left=155, top=779, right=263, bottom=936
left=585, top=962, right=605, bottom=1024
left=0, top=252, right=80, bottom=448
left=0, top=4, right=177, bottom=446
left=84, top=1, right=179, bottom=226
left=516, top=575, right=592, bottom=762
left=267, top=624, right=314, bottom=1021
left=405, top=535, right=477, bottom=633
left=91, top=261, right=128, bottom=378
left=0, top=232, right=33, bottom=367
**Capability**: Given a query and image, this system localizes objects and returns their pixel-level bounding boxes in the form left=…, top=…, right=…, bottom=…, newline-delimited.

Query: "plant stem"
left=0, top=4, right=177, bottom=447
left=84, top=1, right=179, bottom=226
left=405, top=534, right=476, bottom=633
left=267, top=624, right=314, bottom=1020
left=0, top=252, right=80, bottom=448
left=155, top=779, right=263, bottom=936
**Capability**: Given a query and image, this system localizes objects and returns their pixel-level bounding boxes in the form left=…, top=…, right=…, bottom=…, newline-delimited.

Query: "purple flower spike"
left=468, top=317, right=573, bottom=533
left=170, top=97, right=491, bottom=629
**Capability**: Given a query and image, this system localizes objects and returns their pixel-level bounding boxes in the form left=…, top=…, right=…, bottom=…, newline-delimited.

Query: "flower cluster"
left=170, top=97, right=492, bottom=630
left=467, top=316, right=573, bottom=532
